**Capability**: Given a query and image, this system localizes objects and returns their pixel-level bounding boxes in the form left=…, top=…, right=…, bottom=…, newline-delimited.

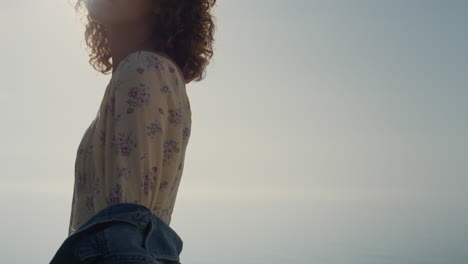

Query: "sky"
left=1, top=0, right=467, bottom=263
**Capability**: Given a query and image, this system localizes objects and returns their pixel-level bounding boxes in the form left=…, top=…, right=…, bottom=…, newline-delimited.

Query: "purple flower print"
left=147, top=120, right=163, bottom=138
left=167, top=107, right=183, bottom=126
left=163, top=140, right=180, bottom=166
left=92, top=177, right=101, bottom=196
left=183, top=127, right=191, bottom=139
left=116, top=167, right=132, bottom=181
left=159, top=180, right=169, bottom=191
left=144, top=55, right=165, bottom=71
left=106, top=183, right=122, bottom=205
left=84, top=144, right=94, bottom=159
left=170, top=176, right=181, bottom=194
left=85, top=195, right=94, bottom=211
left=99, top=130, right=106, bottom=146
left=109, top=95, right=116, bottom=117
left=141, top=166, right=158, bottom=194
left=111, top=132, right=137, bottom=156
left=76, top=172, right=88, bottom=193
left=160, top=85, right=171, bottom=94
left=125, top=85, right=152, bottom=113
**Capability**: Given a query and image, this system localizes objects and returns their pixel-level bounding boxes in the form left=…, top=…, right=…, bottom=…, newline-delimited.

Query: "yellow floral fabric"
left=68, top=51, right=192, bottom=236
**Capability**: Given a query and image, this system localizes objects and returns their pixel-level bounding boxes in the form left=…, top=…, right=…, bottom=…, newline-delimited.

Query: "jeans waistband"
left=50, top=203, right=183, bottom=263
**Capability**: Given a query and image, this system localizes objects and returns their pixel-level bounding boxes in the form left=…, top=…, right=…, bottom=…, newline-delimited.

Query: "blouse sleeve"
left=105, top=62, right=171, bottom=202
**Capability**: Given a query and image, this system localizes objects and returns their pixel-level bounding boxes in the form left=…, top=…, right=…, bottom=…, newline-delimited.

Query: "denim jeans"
left=49, top=203, right=183, bottom=264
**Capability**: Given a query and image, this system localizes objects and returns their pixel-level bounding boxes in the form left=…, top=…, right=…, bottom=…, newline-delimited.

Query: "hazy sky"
left=2, top=0, right=466, bottom=201
left=1, top=0, right=467, bottom=263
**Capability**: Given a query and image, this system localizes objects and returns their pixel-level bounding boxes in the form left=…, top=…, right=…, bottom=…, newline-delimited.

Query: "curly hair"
left=73, top=0, right=217, bottom=83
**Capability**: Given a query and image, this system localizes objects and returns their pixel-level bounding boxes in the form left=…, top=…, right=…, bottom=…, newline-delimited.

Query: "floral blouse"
left=68, top=50, right=192, bottom=236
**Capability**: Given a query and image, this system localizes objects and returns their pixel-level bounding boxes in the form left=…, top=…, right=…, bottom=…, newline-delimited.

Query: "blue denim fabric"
left=49, top=203, right=183, bottom=264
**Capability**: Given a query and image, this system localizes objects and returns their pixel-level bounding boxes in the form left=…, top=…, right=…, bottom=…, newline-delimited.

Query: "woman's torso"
left=69, top=50, right=192, bottom=236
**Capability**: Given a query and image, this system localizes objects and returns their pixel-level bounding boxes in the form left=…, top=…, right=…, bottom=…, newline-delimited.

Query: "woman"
left=50, top=0, right=216, bottom=263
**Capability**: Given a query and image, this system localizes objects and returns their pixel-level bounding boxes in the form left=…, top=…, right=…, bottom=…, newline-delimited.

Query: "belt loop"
left=133, top=208, right=142, bottom=219
left=143, top=217, right=154, bottom=248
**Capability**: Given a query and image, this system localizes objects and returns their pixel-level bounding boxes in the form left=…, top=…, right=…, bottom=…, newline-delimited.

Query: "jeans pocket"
left=71, top=229, right=104, bottom=264
left=101, top=221, right=148, bottom=256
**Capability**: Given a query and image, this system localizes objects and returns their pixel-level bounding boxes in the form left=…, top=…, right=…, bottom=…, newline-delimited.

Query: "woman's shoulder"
left=112, top=51, right=169, bottom=85
left=136, top=50, right=187, bottom=85
left=112, top=50, right=189, bottom=86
